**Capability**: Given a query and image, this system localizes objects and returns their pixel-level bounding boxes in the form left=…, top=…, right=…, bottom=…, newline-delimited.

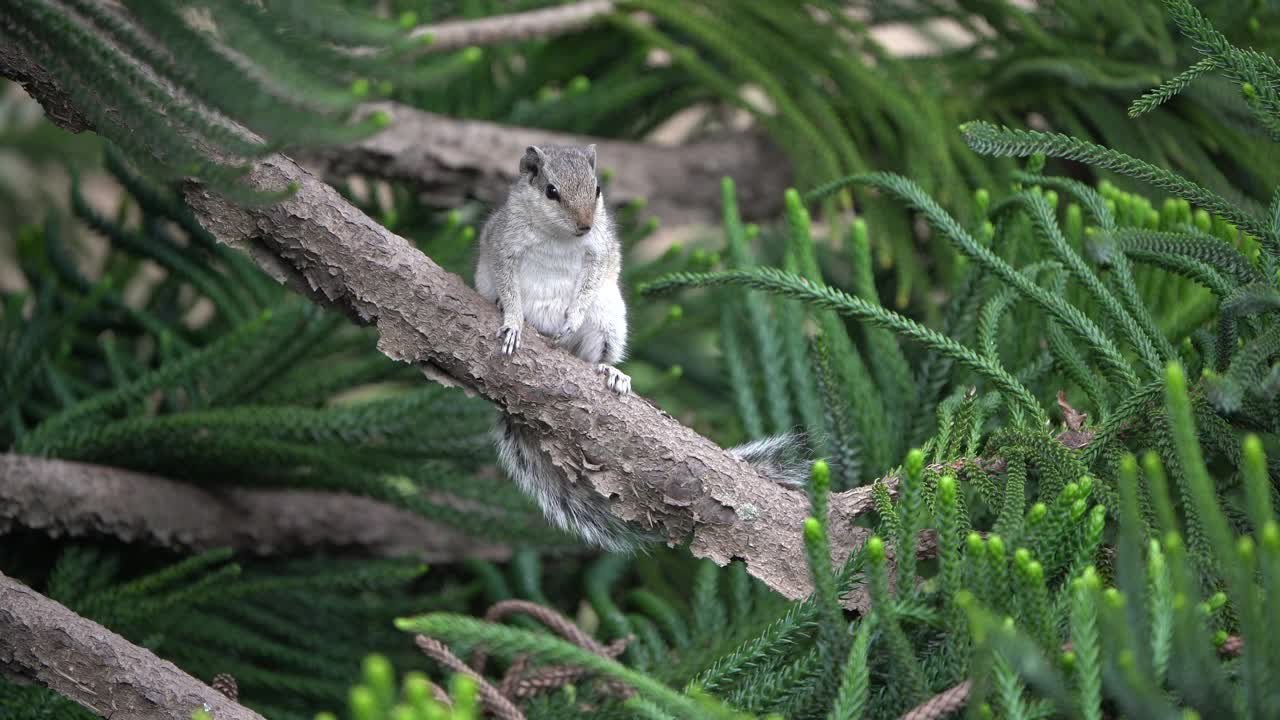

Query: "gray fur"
left=474, top=145, right=812, bottom=551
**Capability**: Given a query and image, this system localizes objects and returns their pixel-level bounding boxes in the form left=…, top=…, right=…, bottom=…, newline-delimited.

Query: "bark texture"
left=0, top=12, right=879, bottom=608
left=0, top=571, right=267, bottom=720
left=0, top=454, right=513, bottom=561
left=304, top=103, right=789, bottom=225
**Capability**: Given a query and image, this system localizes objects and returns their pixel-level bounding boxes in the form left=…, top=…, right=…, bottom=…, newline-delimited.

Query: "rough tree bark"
left=0, top=570, right=267, bottom=720
left=0, top=454, right=514, bottom=562
left=0, top=8, right=884, bottom=610
left=303, top=103, right=789, bottom=226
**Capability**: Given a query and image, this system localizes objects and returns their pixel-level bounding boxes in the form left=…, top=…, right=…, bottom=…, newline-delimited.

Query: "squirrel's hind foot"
left=596, top=364, right=631, bottom=395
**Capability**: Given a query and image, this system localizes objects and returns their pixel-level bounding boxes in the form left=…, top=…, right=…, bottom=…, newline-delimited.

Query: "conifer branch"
left=0, top=21, right=879, bottom=608
left=0, top=454, right=515, bottom=562
left=408, top=0, right=616, bottom=54
left=0, top=570, right=268, bottom=720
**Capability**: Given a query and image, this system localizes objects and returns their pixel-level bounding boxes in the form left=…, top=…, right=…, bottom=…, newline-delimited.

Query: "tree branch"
left=0, top=454, right=515, bottom=562
left=303, top=103, right=789, bottom=225
left=0, top=570, right=267, bottom=720
left=0, top=13, right=881, bottom=609
left=408, top=0, right=616, bottom=54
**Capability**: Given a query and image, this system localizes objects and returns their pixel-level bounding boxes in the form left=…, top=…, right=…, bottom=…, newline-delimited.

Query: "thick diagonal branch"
left=0, top=18, right=879, bottom=609
left=0, top=454, right=514, bottom=562
left=0, top=571, right=267, bottom=720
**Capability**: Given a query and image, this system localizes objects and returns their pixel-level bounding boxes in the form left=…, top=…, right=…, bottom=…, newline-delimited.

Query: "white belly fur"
left=519, top=240, right=583, bottom=336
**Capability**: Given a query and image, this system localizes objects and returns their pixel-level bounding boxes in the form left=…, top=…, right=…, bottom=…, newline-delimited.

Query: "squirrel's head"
left=516, top=144, right=602, bottom=238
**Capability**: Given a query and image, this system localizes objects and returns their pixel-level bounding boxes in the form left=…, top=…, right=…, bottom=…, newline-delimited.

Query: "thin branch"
left=409, top=0, right=615, bottom=54
left=0, top=454, right=514, bottom=562
left=303, top=103, right=789, bottom=225
left=0, top=570, right=267, bottom=720
left=0, top=7, right=875, bottom=608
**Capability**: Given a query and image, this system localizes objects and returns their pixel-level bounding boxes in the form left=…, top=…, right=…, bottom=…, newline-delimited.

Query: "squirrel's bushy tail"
left=494, top=414, right=641, bottom=552
left=496, top=417, right=813, bottom=552
left=727, top=432, right=813, bottom=488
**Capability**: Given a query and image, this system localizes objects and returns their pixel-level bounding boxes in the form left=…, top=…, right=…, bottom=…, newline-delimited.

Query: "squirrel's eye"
left=596, top=185, right=602, bottom=198
left=545, top=184, right=560, bottom=201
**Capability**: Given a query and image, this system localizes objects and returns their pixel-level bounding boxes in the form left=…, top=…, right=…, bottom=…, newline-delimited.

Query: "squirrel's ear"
left=520, top=146, right=544, bottom=178
left=585, top=144, right=597, bottom=171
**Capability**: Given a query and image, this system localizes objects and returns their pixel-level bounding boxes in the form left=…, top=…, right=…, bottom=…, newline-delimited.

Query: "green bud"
left=1213, top=630, right=1229, bottom=647
left=568, top=75, right=590, bottom=93
left=372, top=111, right=391, bottom=128
left=1239, top=536, right=1256, bottom=560
left=1080, top=566, right=1101, bottom=590
left=391, top=705, right=416, bottom=720
left=1014, top=548, right=1032, bottom=568
left=1244, top=82, right=1258, bottom=99
left=1194, top=209, right=1212, bottom=233
left=974, top=188, right=990, bottom=217
left=351, top=78, right=370, bottom=97
left=461, top=46, right=483, bottom=64
left=1249, top=17, right=1261, bottom=33
left=955, top=589, right=975, bottom=608
left=1166, top=363, right=1187, bottom=397
left=1207, top=591, right=1227, bottom=611
left=1061, top=650, right=1076, bottom=669
left=810, top=460, right=830, bottom=494
left=1104, top=588, right=1125, bottom=608
left=1026, top=560, right=1044, bottom=583
left=1071, top=498, right=1088, bottom=519
left=866, top=535, right=885, bottom=560
left=667, top=365, right=683, bottom=379
left=1062, top=482, right=1080, bottom=503
left=399, top=11, right=418, bottom=28
left=1027, top=502, right=1047, bottom=524
left=1090, top=504, right=1106, bottom=529
left=939, top=474, right=957, bottom=503
left=988, top=535, right=1006, bottom=561
left=349, top=686, right=378, bottom=720
left=745, top=223, right=760, bottom=239
left=1027, top=152, right=1046, bottom=173
left=403, top=672, right=432, bottom=707
left=1044, top=190, right=1058, bottom=210
left=1263, top=522, right=1280, bottom=549
left=1118, top=649, right=1135, bottom=669
left=906, top=449, right=925, bottom=478
left=966, top=532, right=984, bottom=556
left=979, top=221, right=995, bottom=244
left=1065, top=203, right=1083, bottom=242
left=804, top=517, right=823, bottom=543
left=667, top=305, right=683, bottom=321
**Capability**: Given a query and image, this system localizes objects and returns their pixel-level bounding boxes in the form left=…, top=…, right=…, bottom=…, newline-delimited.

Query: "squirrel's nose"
left=575, top=223, right=592, bottom=235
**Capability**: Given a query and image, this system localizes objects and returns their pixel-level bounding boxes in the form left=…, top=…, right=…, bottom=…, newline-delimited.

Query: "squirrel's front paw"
left=554, top=308, right=586, bottom=341
left=596, top=364, right=631, bottom=395
left=498, top=324, right=522, bottom=355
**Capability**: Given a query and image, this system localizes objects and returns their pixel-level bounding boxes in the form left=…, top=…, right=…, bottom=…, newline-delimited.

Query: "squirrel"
left=475, top=144, right=811, bottom=552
